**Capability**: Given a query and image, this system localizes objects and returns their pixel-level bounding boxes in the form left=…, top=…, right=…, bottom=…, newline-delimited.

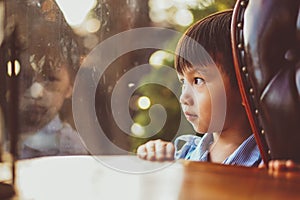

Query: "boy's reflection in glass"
left=16, top=18, right=88, bottom=159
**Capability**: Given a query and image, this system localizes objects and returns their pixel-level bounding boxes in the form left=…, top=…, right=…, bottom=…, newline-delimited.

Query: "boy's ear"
left=65, top=85, right=73, bottom=99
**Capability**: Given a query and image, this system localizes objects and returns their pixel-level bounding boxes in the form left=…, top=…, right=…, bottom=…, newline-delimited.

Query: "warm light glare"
left=7, top=60, right=21, bottom=77
left=128, top=83, right=135, bottom=88
left=7, top=61, right=12, bottom=76
left=14, top=60, right=21, bottom=75
left=149, top=10, right=168, bottom=23
left=131, top=123, right=145, bottom=136
left=149, top=0, right=174, bottom=10
left=182, top=0, right=198, bottom=7
left=149, top=50, right=173, bottom=68
left=174, top=9, right=193, bottom=26
left=138, top=96, right=151, bottom=110
left=55, top=0, right=96, bottom=26
left=85, top=18, right=101, bottom=33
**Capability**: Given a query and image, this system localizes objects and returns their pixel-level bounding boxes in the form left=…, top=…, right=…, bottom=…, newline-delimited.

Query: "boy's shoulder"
left=174, top=134, right=206, bottom=159
left=175, top=134, right=204, bottom=146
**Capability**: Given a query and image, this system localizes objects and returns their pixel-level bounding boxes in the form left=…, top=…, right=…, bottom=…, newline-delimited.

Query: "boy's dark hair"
left=25, top=18, right=80, bottom=83
left=2, top=0, right=80, bottom=84
left=175, top=10, right=237, bottom=87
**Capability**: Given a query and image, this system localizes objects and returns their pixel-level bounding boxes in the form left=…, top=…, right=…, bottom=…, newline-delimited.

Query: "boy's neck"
left=209, top=127, right=252, bottom=163
left=213, top=127, right=252, bottom=144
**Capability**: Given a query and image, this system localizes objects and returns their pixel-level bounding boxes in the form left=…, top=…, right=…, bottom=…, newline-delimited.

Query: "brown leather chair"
left=231, top=0, right=300, bottom=163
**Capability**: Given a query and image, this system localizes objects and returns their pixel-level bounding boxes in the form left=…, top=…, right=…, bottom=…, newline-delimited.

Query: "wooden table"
left=6, top=155, right=300, bottom=199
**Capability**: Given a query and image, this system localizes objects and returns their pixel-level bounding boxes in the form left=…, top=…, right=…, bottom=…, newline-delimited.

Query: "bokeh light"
left=149, top=50, right=173, bottom=68
left=148, top=0, right=174, bottom=10
left=131, top=123, right=145, bottom=136
left=138, top=96, right=151, bottom=110
left=149, top=10, right=168, bottom=23
left=174, top=9, right=194, bottom=26
left=85, top=18, right=101, bottom=33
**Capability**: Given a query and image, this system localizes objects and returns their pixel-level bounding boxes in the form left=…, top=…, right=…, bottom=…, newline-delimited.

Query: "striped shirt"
left=21, top=115, right=88, bottom=159
left=174, top=133, right=262, bottom=167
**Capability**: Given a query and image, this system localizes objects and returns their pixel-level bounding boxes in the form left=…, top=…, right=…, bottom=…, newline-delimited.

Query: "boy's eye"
left=194, top=77, right=204, bottom=85
left=44, top=74, right=60, bottom=82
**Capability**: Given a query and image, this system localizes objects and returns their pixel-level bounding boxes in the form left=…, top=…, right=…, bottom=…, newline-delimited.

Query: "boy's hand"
left=137, top=139, right=175, bottom=161
left=268, top=160, right=300, bottom=172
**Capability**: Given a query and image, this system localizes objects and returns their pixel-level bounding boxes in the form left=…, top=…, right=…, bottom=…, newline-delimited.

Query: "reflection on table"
left=8, top=155, right=300, bottom=200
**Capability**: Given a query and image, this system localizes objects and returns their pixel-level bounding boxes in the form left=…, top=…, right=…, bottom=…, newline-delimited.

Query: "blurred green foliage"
left=131, top=0, right=235, bottom=151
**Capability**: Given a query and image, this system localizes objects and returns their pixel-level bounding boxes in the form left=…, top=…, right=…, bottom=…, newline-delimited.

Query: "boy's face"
left=178, top=65, right=241, bottom=134
left=18, top=52, right=73, bottom=133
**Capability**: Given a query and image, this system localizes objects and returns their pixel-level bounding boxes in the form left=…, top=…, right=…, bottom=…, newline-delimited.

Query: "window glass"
left=0, top=0, right=235, bottom=159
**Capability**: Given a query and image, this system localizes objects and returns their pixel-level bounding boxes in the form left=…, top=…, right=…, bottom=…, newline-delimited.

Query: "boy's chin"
left=192, top=125, right=207, bottom=134
left=20, top=123, right=43, bottom=133
left=192, top=122, right=225, bottom=134
left=193, top=125, right=218, bottom=134
left=19, top=117, right=50, bottom=133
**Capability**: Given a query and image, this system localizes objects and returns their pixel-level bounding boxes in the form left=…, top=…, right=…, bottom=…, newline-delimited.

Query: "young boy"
left=137, top=10, right=262, bottom=167
left=12, top=7, right=88, bottom=159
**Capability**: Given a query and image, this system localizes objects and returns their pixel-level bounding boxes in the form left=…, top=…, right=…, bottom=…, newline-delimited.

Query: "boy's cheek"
left=44, top=82, right=71, bottom=96
left=64, top=85, right=73, bottom=99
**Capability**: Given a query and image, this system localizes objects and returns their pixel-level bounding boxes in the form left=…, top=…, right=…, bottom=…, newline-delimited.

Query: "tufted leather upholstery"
left=231, top=0, right=300, bottom=163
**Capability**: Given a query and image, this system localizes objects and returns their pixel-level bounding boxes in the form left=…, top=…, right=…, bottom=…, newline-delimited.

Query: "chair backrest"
left=231, top=0, right=300, bottom=163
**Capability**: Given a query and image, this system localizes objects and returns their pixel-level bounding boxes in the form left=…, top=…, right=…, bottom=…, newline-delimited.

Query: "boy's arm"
left=137, top=139, right=175, bottom=161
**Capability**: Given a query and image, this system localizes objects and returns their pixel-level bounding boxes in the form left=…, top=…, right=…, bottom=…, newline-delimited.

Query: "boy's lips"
left=184, top=111, right=198, bottom=121
left=25, top=105, right=47, bottom=114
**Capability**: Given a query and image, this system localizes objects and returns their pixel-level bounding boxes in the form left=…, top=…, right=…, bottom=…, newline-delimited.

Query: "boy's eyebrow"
left=194, top=67, right=209, bottom=76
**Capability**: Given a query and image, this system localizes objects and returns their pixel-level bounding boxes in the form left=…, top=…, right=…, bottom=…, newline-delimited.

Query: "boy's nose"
left=29, top=82, right=44, bottom=99
left=180, top=85, right=194, bottom=106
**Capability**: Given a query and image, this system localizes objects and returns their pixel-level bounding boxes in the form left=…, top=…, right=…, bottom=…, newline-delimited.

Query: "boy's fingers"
left=165, top=143, right=175, bottom=160
left=137, top=140, right=175, bottom=161
left=273, top=160, right=286, bottom=170
left=269, top=160, right=286, bottom=171
left=268, top=160, right=300, bottom=171
left=286, top=160, right=296, bottom=169
left=146, top=141, right=156, bottom=161
left=155, top=141, right=167, bottom=161
left=137, top=145, right=147, bottom=159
